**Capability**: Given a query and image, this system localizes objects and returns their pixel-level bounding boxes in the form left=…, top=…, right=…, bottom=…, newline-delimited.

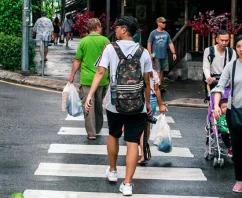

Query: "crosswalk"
left=23, top=113, right=218, bottom=198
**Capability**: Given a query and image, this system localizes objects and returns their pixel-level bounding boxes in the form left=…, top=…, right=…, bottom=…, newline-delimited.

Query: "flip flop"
left=138, top=159, right=147, bottom=165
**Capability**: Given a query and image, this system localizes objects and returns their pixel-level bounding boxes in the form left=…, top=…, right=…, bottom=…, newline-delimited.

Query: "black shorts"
left=106, top=110, right=146, bottom=143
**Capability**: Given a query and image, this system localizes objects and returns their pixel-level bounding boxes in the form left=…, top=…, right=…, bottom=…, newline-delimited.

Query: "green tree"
left=0, top=0, right=22, bottom=37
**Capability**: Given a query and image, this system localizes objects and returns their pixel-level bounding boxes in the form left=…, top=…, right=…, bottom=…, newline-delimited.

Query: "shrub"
left=0, top=33, right=36, bottom=71
left=0, top=0, right=22, bottom=37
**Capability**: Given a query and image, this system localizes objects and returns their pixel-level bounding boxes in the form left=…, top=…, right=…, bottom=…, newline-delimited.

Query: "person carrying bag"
left=213, top=35, right=242, bottom=193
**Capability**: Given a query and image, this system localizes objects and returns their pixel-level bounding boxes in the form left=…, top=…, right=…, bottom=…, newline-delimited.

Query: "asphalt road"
left=0, top=81, right=241, bottom=198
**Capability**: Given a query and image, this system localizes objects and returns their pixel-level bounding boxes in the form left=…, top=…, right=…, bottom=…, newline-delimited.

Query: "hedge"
left=0, top=32, right=36, bottom=71
left=0, top=0, right=22, bottom=37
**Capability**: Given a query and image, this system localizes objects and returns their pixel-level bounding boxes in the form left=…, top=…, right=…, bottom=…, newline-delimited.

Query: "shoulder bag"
left=231, top=60, right=242, bottom=128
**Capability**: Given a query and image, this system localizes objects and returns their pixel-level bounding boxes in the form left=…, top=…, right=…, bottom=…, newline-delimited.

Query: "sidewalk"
left=0, top=38, right=207, bottom=108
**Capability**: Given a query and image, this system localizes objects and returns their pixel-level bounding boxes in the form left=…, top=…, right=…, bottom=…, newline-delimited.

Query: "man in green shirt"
left=69, top=18, right=110, bottom=140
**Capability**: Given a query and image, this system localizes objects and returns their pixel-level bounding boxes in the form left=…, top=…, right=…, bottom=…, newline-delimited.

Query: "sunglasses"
left=160, top=22, right=166, bottom=24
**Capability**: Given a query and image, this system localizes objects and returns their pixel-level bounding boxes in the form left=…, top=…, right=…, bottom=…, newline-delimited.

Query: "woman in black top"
left=53, top=17, right=60, bottom=45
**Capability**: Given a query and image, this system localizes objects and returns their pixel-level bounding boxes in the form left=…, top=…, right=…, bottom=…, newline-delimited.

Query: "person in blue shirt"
left=147, top=17, right=176, bottom=92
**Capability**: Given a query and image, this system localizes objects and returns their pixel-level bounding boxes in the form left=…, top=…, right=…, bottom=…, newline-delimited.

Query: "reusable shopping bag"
left=66, top=83, right=83, bottom=116
left=62, top=82, right=70, bottom=111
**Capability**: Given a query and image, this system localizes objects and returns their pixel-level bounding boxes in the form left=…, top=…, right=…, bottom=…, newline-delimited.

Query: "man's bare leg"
left=107, top=135, right=119, bottom=171
left=124, top=142, right=139, bottom=184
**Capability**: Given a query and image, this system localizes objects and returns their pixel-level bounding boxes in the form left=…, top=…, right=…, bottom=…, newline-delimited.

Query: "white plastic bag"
left=149, top=115, right=161, bottom=143
left=150, top=114, right=172, bottom=153
left=66, top=83, right=83, bottom=116
left=157, top=115, right=172, bottom=153
left=62, top=82, right=70, bottom=111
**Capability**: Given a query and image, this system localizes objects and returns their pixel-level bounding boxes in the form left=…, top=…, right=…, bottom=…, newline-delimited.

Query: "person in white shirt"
left=33, top=11, right=54, bottom=62
left=203, top=30, right=236, bottom=85
left=138, top=69, right=167, bottom=164
left=84, top=16, right=152, bottom=196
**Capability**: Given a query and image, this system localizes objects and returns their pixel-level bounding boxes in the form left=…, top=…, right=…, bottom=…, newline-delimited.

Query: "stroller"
left=203, top=82, right=231, bottom=168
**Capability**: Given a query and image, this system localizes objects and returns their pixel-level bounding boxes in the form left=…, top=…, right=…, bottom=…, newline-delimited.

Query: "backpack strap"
left=111, top=42, right=126, bottom=60
left=227, top=47, right=233, bottom=61
left=207, top=46, right=215, bottom=65
left=133, top=45, right=144, bottom=60
left=231, top=60, right=237, bottom=100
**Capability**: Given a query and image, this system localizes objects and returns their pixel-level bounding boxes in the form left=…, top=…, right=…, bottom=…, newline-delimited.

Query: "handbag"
left=231, top=60, right=242, bottom=128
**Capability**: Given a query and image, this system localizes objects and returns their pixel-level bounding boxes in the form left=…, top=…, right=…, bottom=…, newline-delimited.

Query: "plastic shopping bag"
left=66, top=83, right=83, bottom=116
left=62, top=82, right=70, bottom=111
left=149, top=115, right=161, bottom=143
left=157, top=115, right=172, bottom=153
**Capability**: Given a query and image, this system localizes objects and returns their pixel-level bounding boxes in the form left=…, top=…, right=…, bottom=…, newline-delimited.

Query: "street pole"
left=231, top=0, right=237, bottom=48
left=121, top=0, right=124, bottom=17
left=106, top=0, right=110, bottom=37
left=21, top=0, right=30, bottom=72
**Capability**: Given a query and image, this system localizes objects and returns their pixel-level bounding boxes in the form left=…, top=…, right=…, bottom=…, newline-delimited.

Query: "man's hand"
left=69, top=75, right=74, bottom=83
left=146, top=104, right=152, bottom=116
left=213, top=105, right=221, bottom=120
left=159, top=104, right=167, bottom=114
left=172, top=54, right=177, bottom=61
left=207, top=77, right=216, bottom=85
left=84, top=95, right=92, bottom=115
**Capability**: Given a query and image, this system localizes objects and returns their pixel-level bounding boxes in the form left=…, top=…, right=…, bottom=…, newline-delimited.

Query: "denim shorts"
left=150, top=94, right=157, bottom=116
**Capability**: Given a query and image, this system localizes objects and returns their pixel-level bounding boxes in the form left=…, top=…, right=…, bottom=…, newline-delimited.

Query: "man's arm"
left=203, top=48, right=211, bottom=79
left=144, top=72, right=152, bottom=115
left=154, top=84, right=166, bottom=113
left=168, top=42, right=177, bottom=61
left=69, top=59, right=81, bottom=83
left=147, top=42, right=152, bottom=57
left=85, top=66, right=106, bottom=113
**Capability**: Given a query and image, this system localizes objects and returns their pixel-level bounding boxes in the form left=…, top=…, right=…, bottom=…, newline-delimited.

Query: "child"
left=217, top=98, right=232, bottom=157
left=138, top=69, right=167, bottom=164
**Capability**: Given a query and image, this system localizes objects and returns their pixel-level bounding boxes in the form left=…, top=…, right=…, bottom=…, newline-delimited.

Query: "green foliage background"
left=0, top=0, right=23, bottom=37
left=0, top=33, right=36, bottom=71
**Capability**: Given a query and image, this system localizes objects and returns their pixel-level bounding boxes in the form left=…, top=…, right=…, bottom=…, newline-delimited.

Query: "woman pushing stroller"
left=212, top=35, right=242, bottom=193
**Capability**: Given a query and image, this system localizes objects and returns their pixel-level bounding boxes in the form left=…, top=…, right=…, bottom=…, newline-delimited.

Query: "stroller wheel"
left=213, top=157, right=218, bottom=167
left=204, top=150, right=209, bottom=159
left=219, top=158, right=225, bottom=167
left=204, top=149, right=213, bottom=160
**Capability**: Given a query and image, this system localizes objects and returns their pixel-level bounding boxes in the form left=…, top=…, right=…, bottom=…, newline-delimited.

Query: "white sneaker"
left=106, top=167, right=118, bottom=182
left=119, top=182, right=133, bottom=196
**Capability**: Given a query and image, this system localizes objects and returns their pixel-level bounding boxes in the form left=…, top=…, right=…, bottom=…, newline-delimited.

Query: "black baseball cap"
left=116, top=16, right=138, bottom=36
left=41, top=11, right=47, bottom=16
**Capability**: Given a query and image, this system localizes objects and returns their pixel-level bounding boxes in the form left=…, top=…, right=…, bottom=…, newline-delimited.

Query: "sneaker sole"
left=119, top=189, right=132, bottom=196
left=108, top=177, right=118, bottom=182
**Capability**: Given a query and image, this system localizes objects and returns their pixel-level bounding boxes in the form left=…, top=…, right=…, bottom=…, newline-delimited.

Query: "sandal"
left=138, top=159, right=147, bottom=165
left=87, top=136, right=96, bottom=140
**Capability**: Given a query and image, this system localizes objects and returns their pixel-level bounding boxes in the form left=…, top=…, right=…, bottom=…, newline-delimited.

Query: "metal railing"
left=168, top=25, right=192, bottom=72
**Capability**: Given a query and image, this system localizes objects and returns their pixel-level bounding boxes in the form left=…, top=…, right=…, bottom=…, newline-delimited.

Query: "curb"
left=0, top=70, right=207, bottom=108
left=0, top=70, right=79, bottom=91
left=165, top=98, right=208, bottom=108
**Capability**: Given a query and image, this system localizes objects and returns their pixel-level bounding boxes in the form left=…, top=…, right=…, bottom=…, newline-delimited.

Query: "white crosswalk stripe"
left=58, top=127, right=182, bottom=138
left=48, top=144, right=194, bottom=157
left=65, top=114, right=175, bottom=123
left=24, top=113, right=213, bottom=197
left=34, top=163, right=206, bottom=181
left=23, top=190, right=219, bottom=198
